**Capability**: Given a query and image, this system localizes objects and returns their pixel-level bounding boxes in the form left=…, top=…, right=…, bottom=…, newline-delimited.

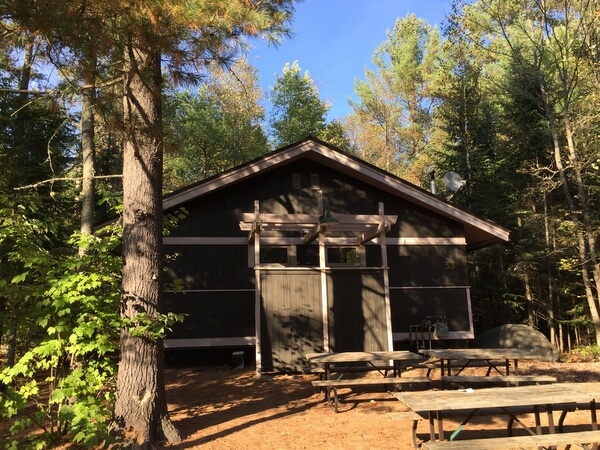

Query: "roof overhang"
left=163, top=137, right=510, bottom=251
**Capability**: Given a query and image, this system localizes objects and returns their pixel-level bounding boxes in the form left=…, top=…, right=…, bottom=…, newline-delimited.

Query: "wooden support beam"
left=240, top=213, right=397, bottom=235
left=247, top=220, right=261, bottom=242
left=303, top=224, right=321, bottom=244
left=358, top=221, right=387, bottom=245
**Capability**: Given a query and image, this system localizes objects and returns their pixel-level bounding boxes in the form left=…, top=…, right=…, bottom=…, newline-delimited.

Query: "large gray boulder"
left=472, top=324, right=559, bottom=361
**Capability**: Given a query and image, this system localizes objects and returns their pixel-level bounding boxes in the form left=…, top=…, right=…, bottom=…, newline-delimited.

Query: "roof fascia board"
left=162, top=142, right=312, bottom=210
left=304, top=146, right=510, bottom=243
left=162, top=139, right=509, bottom=243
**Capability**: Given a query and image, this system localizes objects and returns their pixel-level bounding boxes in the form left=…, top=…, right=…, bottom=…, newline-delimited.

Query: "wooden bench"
left=441, top=375, right=557, bottom=388
left=388, top=410, right=424, bottom=421
left=302, top=365, right=325, bottom=376
left=421, top=429, right=600, bottom=449
left=303, top=364, right=397, bottom=380
left=391, top=405, right=580, bottom=450
left=414, top=401, right=588, bottom=446
left=401, top=360, right=508, bottom=377
left=304, top=353, right=397, bottom=377
left=389, top=402, right=582, bottom=450
left=312, top=376, right=431, bottom=412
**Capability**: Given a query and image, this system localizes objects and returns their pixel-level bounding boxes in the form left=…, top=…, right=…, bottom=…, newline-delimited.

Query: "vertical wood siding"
left=327, top=269, right=387, bottom=352
left=164, top=245, right=253, bottom=290
left=260, top=270, right=324, bottom=371
left=387, top=245, right=468, bottom=287
left=165, top=291, right=255, bottom=339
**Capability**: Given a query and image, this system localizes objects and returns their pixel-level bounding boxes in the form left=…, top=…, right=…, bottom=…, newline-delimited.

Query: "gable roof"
left=163, top=137, right=509, bottom=251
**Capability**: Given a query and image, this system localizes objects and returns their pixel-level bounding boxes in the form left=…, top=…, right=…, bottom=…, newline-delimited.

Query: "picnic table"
left=419, top=347, right=544, bottom=376
left=307, top=351, right=427, bottom=410
left=307, top=350, right=423, bottom=380
left=393, top=382, right=599, bottom=447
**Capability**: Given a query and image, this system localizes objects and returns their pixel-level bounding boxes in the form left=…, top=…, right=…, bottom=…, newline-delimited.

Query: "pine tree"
left=269, top=61, right=330, bottom=147
left=1, top=1, right=297, bottom=445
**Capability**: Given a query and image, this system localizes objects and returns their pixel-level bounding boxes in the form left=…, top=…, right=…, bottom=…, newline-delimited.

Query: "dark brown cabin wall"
left=322, top=168, right=464, bottom=238
left=166, top=291, right=255, bottom=339
left=164, top=244, right=255, bottom=340
left=387, top=245, right=468, bottom=287
left=167, top=190, right=254, bottom=237
left=163, top=155, right=477, bottom=354
left=168, top=166, right=321, bottom=236
left=387, top=244, right=470, bottom=337
left=390, top=288, right=471, bottom=333
left=392, top=206, right=464, bottom=238
left=311, top=167, right=470, bottom=340
left=167, top=158, right=462, bottom=239
left=164, top=245, right=253, bottom=290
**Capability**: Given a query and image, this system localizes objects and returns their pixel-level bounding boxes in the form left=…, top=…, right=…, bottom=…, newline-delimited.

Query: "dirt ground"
left=163, top=360, right=600, bottom=450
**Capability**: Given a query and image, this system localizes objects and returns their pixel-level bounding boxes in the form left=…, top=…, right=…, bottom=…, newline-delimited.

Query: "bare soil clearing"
left=163, top=360, right=600, bottom=450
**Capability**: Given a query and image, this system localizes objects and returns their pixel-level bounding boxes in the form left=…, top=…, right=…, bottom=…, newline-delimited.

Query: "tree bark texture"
left=113, top=38, right=180, bottom=447
left=80, top=69, right=96, bottom=238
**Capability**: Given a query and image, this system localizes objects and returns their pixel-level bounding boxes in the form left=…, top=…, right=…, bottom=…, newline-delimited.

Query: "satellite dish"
left=443, top=171, right=466, bottom=193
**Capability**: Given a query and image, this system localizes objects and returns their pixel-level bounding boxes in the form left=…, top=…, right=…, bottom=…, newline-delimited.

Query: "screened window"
left=327, top=247, right=360, bottom=265
left=297, top=245, right=319, bottom=266
left=260, top=247, right=288, bottom=264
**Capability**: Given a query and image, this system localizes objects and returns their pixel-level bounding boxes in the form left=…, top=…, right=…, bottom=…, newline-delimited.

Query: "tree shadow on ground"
left=165, top=366, right=322, bottom=447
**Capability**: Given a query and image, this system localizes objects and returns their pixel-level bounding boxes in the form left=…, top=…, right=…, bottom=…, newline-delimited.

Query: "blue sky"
left=245, top=0, right=453, bottom=121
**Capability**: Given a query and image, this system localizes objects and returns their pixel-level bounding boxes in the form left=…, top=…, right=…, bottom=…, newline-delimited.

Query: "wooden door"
left=327, top=269, right=388, bottom=352
left=260, top=270, right=324, bottom=371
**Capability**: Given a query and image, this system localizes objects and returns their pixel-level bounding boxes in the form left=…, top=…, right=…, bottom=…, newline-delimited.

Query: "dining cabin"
left=162, top=137, right=509, bottom=372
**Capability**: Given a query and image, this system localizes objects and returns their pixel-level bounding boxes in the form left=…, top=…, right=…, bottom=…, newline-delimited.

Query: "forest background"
left=0, top=0, right=599, bottom=448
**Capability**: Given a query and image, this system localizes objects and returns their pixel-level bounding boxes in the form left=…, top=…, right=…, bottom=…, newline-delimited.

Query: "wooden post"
left=318, top=191, right=330, bottom=351
left=380, top=202, right=394, bottom=351
left=253, top=200, right=262, bottom=375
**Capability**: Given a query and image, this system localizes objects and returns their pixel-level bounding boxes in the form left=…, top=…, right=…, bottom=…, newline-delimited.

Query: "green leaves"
left=269, top=61, right=330, bottom=148
left=163, top=60, right=268, bottom=191
left=0, top=218, right=122, bottom=448
left=10, top=272, right=28, bottom=284
left=124, top=311, right=186, bottom=340
left=347, top=15, right=443, bottom=180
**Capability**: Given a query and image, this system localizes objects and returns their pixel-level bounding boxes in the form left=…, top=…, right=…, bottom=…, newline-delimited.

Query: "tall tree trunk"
left=5, top=34, right=36, bottom=367
left=80, top=62, right=96, bottom=239
left=523, top=270, right=534, bottom=326
left=18, top=34, right=34, bottom=100
left=6, top=313, right=18, bottom=367
left=113, top=38, right=180, bottom=446
left=540, top=83, right=600, bottom=344
left=563, top=116, right=600, bottom=319
left=543, top=194, right=557, bottom=347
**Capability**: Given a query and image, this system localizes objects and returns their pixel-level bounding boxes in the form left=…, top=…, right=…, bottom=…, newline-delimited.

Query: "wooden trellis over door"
left=241, top=197, right=397, bottom=372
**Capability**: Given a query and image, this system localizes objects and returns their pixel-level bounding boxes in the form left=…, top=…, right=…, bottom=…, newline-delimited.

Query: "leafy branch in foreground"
left=0, top=209, right=122, bottom=449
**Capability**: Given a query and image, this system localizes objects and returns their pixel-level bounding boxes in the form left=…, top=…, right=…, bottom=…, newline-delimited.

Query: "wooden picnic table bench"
left=394, top=383, right=599, bottom=447
left=392, top=402, right=591, bottom=449
left=419, top=348, right=543, bottom=376
left=312, top=376, right=431, bottom=412
left=304, top=363, right=397, bottom=377
left=401, top=359, right=507, bottom=377
left=306, top=351, right=423, bottom=379
left=306, top=351, right=424, bottom=401
left=441, top=374, right=557, bottom=388
left=420, top=429, right=600, bottom=449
